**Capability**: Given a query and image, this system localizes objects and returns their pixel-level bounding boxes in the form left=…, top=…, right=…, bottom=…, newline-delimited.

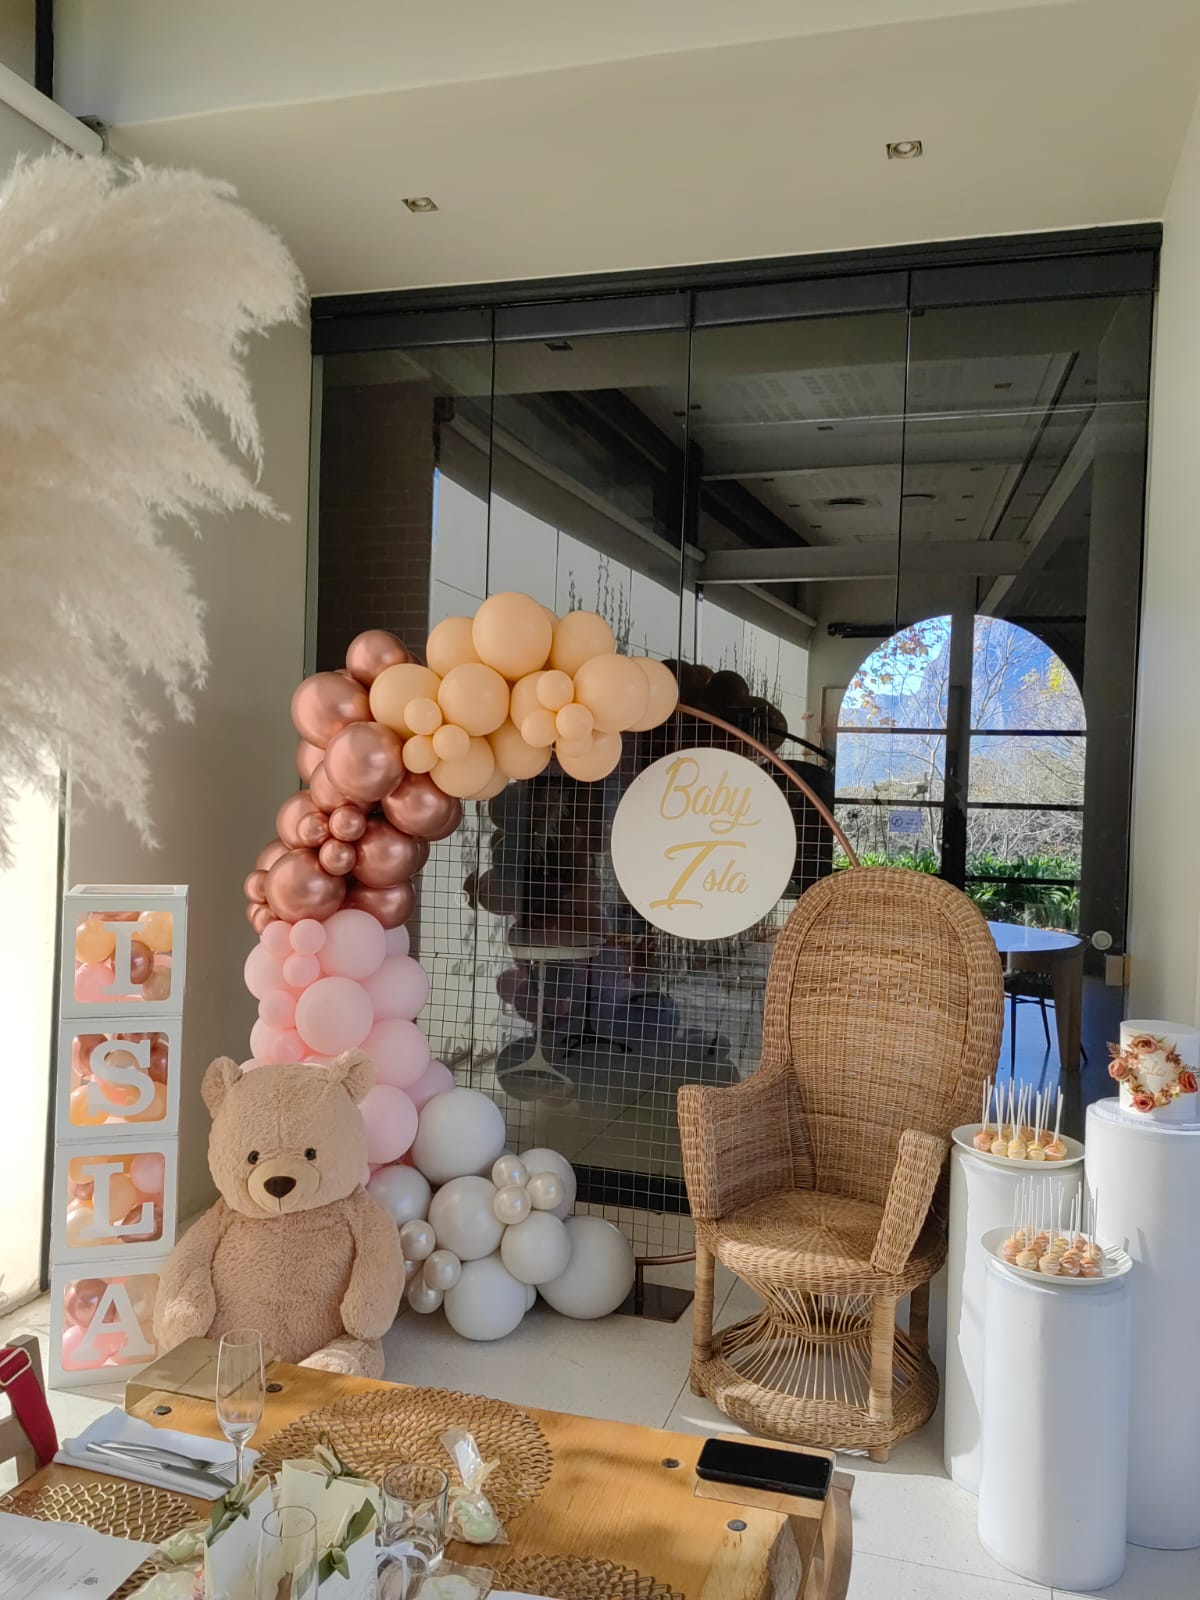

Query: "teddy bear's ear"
left=326, top=1048, right=375, bottom=1104
left=201, top=1056, right=243, bottom=1116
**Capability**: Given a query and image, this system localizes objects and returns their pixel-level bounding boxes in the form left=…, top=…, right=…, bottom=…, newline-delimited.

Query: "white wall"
left=1128, top=89, right=1200, bottom=1022
left=67, top=324, right=311, bottom=1218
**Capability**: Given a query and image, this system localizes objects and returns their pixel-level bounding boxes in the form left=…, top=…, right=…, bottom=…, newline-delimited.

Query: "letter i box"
left=49, top=886, right=186, bottom=1387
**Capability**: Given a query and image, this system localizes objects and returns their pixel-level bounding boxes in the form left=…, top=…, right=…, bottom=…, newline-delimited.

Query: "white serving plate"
left=952, top=1123, right=1085, bottom=1170
left=981, top=1226, right=1132, bottom=1287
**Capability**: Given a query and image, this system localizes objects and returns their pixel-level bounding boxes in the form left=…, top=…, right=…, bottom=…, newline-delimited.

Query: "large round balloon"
left=501, top=1210, right=572, bottom=1286
left=295, top=975, right=373, bottom=1053
left=555, top=730, right=623, bottom=782
left=366, top=1164, right=431, bottom=1227
left=318, top=908, right=386, bottom=980
left=538, top=1217, right=635, bottom=1318
left=382, top=774, right=463, bottom=841
left=364, top=1018, right=431, bottom=1089
left=370, top=663, right=442, bottom=736
left=411, top=1087, right=507, bottom=1185
left=520, top=1147, right=577, bottom=1220
left=323, top=722, right=405, bottom=805
left=488, top=721, right=551, bottom=781
left=626, top=658, right=679, bottom=731
left=550, top=611, right=615, bottom=675
left=264, top=848, right=347, bottom=923
left=572, top=654, right=650, bottom=732
left=428, top=1176, right=504, bottom=1262
left=443, top=1252, right=528, bottom=1340
left=291, top=672, right=369, bottom=748
left=472, top=592, right=553, bottom=681
left=345, top=629, right=409, bottom=686
left=343, top=881, right=415, bottom=930
left=431, top=737, right=495, bottom=800
left=362, top=953, right=430, bottom=1020
left=359, top=1084, right=419, bottom=1166
left=438, top=663, right=510, bottom=737
left=426, top=615, right=481, bottom=677
left=354, top=818, right=428, bottom=888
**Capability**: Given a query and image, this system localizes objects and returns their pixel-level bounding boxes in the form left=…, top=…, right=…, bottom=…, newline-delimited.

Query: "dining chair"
left=0, top=1336, right=51, bottom=1485
left=678, top=866, right=1003, bottom=1459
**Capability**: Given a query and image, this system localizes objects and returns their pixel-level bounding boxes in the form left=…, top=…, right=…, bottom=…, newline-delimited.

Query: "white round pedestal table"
left=978, top=1248, right=1130, bottom=1591
left=944, top=1133, right=1083, bottom=1493
left=1086, top=1096, right=1200, bottom=1548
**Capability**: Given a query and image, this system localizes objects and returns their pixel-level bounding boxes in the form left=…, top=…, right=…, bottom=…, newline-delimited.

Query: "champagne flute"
left=216, top=1328, right=264, bottom=1484
left=257, top=1505, right=318, bottom=1600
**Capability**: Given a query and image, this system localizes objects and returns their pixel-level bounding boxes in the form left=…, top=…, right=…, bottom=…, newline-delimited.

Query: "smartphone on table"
left=695, top=1436, right=832, bottom=1501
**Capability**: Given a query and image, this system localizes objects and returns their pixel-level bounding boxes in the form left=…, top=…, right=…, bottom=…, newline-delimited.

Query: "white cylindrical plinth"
left=1086, top=1097, right=1200, bottom=1548
left=978, top=1252, right=1129, bottom=1591
left=944, top=1140, right=1081, bottom=1493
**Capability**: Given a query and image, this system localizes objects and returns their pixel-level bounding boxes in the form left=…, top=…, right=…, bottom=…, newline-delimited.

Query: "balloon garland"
left=240, top=594, right=678, bottom=1176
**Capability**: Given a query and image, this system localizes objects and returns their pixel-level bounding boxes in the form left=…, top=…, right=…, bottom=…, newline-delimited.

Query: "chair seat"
left=699, top=1187, right=946, bottom=1297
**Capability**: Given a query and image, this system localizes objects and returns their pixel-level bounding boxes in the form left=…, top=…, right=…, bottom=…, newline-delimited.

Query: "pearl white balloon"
left=423, top=1248, right=463, bottom=1291
left=404, top=1258, right=420, bottom=1283
left=501, top=1210, right=572, bottom=1285
left=412, top=1088, right=508, bottom=1185
left=526, top=1171, right=565, bottom=1213
left=399, top=1219, right=436, bottom=1261
left=407, top=1276, right=444, bottom=1315
left=538, top=1217, right=635, bottom=1319
left=520, top=1147, right=576, bottom=1220
left=493, top=1184, right=532, bottom=1226
left=525, top=1282, right=538, bottom=1311
left=443, top=1253, right=528, bottom=1341
left=492, top=1155, right=529, bottom=1190
left=367, top=1164, right=432, bottom=1227
left=428, top=1176, right=504, bottom=1261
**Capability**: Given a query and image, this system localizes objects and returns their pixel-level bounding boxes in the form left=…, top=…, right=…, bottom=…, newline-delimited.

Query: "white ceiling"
left=57, top=0, right=1200, bottom=296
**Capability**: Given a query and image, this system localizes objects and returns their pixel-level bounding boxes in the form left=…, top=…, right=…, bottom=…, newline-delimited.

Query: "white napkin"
left=55, top=1406, right=259, bottom=1500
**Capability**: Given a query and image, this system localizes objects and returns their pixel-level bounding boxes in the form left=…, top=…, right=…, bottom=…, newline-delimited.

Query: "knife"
left=86, top=1439, right=234, bottom=1493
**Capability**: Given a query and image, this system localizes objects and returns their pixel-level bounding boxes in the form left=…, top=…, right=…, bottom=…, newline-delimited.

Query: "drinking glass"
left=256, top=1505, right=318, bottom=1600
left=216, top=1328, right=264, bottom=1484
left=379, top=1462, right=449, bottom=1589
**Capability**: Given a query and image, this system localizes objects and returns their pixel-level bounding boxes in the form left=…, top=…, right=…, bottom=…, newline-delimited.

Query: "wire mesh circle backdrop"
left=417, top=703, right=857, bottom=1268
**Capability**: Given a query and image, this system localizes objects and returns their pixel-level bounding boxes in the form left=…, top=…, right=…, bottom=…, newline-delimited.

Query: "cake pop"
left=973, top=1075, right=994, bottom=1152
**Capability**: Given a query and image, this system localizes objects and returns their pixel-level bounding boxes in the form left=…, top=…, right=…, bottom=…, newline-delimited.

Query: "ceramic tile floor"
left=4, top=1279, right=1199, bottom=1599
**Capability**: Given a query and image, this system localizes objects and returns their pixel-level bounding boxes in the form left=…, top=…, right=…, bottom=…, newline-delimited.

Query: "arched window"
left=835, top=615, right=1085, bottom=928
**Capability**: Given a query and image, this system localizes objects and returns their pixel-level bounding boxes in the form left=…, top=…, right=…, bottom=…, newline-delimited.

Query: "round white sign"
left=610, top=747, right=797, bottom=939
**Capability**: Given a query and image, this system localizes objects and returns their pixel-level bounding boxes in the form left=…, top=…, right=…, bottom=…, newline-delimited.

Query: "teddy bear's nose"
left=262, top=1175, right=296, bottom=1199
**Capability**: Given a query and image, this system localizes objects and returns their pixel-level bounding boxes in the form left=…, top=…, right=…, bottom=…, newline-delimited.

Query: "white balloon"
left=493, top=1184, right=532, bottom=1226
left=407, top=1276, right=444, bottom=1315
left=501, top=1210, right=572, bottom=1285
left=399, top=1219, right=436, bottom=1262
left=423, top=1248, right=463, bottom=1291
left=492, top=1155, right=529, bottom=1190
left=526, top=1171, right=564, bottom=1213
left=367, top=1164, right=432, bottom=1227
left=538, top=1217, right=635, bottom=1319
left=525, top=1282, right=538, bottom=1311
left=519, top=1147, right=576, bottom=1220
left=404, top=1258, right=420, bottom=1282
left=428, top=1176, right=504, bottom=1261
left=412, top=1089, right=508, bottom=1185
left=443, top=1253, right=528, bottom=1341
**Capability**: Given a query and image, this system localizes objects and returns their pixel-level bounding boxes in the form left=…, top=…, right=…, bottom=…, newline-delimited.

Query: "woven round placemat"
left=0, top=1478, right=197, bottom=1599
left=258, top=1386, right=552, bottom=1521
left=491, top=1553, right=684, bottom=1600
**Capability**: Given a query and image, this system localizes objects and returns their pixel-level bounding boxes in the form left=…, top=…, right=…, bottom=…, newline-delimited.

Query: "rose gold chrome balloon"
left=353, top=817, right=430, bottom=888
left=290, top=671, right=370, bottom=747
left=328, top=804, right=367, bottom=842
left=128, top=940, right=154, bottom=985
left=318, top=837, right=357, bottom=876
left=308, top=760, right=348, bottom=813
left=343, top=879, right=415, bottom=929
left=264, top=847, right=347, bottom=922
left=323, top=721, right=404, bottom=804
left=256, top=838, right=288, bottom=872
left=248, top=903, right=277, bottom=933
left=296, top=810, right=331, bottom=848
left=381, top=773, right=463, bottom=841
left=295, top=740, right=324, bottom=782
left=344, top=629, right=410, bottom=686
left=276, top=790, right=324, bottom=849
left=243, top=870, right=267, bottom=903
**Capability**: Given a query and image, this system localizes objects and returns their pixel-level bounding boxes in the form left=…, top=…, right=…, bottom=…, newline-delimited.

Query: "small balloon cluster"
left=368, top=1087, right=635, bottom=1340
left=73, top=911, right=174, bottom=1005
left=61, top=1272, right=157, bottom=1372
left=243, top=909, right=453, bottom=1170
left=68, top=1032, right=171, bottom=1129
left=64, top=1152, right=166, bottom=1253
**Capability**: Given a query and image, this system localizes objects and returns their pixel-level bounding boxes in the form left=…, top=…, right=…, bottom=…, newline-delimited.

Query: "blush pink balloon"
left=309, top=761, right=348, bottom=814
left=276, top=792, right=324, bottom=850
left=250, top=1018, right=284, bottom=1064
left=353, top=818, right=429, bottom=889
left=290, top=919, right=326, bottom=956
left=282, top=953, right=321, bottom=988
left=274, top=1030, right=305, bottom=1063
left=319, top=838, right=357, bottom=876
left=259, top=989, right=297, bottom=1030
left=324, top=722, right=405, bottom=805
left=407, top=1058, right=456, bottom=1111
left=381, top=773, right=463, bottom=841
left=296, top=740, right=324, bottom=782
left=343, top=881, right=415, bottom=930
left=345, top=629, right=410, bottom=686
left=318, top=908, right=387, bottom=980
left=130, top=1153, right=165, bottom=1198
left=359, top=1084, right=419, bottom=1165
left=262, top=921, right=293, bottom=958
left=329, top=804, right=367, bottom=842
left=384, top=924, right=411, bottom=957
left=290, top=672, right=370, bottom=748
left=60, top=1323, right=88, bottom=1370
left=295, top=975, right=374, bottom=1054
left=363, top=1018, right=432, bottom=1089
left=264, top=848, right=347, bottom=923
left=256, top=839, right=289, bottom=873
left=362, top=954, right=431, bottom=1021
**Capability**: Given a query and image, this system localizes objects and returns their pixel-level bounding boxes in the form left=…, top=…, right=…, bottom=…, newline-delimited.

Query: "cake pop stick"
left=1007, top=1084, right=1028, bottom=1160
left=1027, top=1086, right=1047, bottom=1162
left=1002, top=1184, right=1021, bottom=1263
left=974, top=1074, right=994, bottom=1151
left=1045, top=1089, right=1066, bottom=1160
left=990, top=1081, right=1008, bottom=1157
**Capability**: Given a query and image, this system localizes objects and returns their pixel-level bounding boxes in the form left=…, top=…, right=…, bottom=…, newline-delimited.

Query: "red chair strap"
left=0, top=1346, right=58, bottom=1469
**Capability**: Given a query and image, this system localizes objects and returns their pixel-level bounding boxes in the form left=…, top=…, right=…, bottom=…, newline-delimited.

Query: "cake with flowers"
left=1108, top=1020, right=1200, bottom=1122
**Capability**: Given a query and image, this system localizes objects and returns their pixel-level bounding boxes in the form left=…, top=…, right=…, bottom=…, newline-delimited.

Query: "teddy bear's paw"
left=300, top=1336, right=384, bottom=1379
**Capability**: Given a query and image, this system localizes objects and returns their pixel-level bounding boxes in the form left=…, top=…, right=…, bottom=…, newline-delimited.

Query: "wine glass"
left=256, top=1505, right=318, bottom=1600
left=216, top=1328, right=264, bottom=1485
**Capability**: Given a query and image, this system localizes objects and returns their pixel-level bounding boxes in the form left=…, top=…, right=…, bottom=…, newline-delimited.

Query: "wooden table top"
left=20, top=1341, right=852, bottom=1600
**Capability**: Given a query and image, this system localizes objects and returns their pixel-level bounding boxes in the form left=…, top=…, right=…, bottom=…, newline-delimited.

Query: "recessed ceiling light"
left=402, top=196, right=439, bottom=213
left=993, top=381, right=1013, bottom=391
left=902, top=491, right=936, bottom=501
left=826, top=496, right=868, bottom=508
left=887, top=140, right=923, bottom=160
left=817, top=424, right=835, bottom=432
left=544, top=339, right=573, bottom=352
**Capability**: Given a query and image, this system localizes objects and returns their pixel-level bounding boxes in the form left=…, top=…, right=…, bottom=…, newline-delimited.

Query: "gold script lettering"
left=650, top=839, right=747, bottom=910
left=657, top=757, right=758, bottom=835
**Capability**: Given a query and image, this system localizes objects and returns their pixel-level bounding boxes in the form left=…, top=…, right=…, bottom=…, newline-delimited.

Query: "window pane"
left=836, top=801, right=942, bottom=867
left=967, top=805, right=1082, bottom=886
left=970, top=733, right=1084, bottom=806
left=835, top=732, right=945, bottom=801
left=839, top=617, right=950, bottom=730
left=971, top=616, right=1085, bottom=732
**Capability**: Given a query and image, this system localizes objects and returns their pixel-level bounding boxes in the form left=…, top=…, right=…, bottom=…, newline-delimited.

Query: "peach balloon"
left=520, top=709, right=558, bottom=748
left=509, top=672, right=547, bottom=727
left=406, top=697, right=442, bottom=736
left=573, top=653, right=650, bottom=732
left=141, top=959, right=173, bottom=1003
left=432, top=723, right=470, bottom=762
left=556, top=730, right=623, bottom=781
left=426, top=615, right=481, bottom=677
left=324, top=721, right=405, bottom=804
left=438, top=662, right=510, bottom=736
left=626, top=657, right=680, bottom=730
left=319, top=837, right=357, bottom=876
left=69, top=1085, right=109, bottom=1127
left=65, top=1201, right=92, bottom=1249
left=344, top=880, right=415, bottom=929
left=431, top=736, right=496, bottom=799
left=291, top=671, right=370, bottom=748
left=402, top=734, right=438, bottom=773
left=471, top=769, right=509, bottom=801
left=369, top=663, right=442, bottom=736
left=556, top=703, right=594, bottom=742
left=488, top=721, right=552, bottom=780
left=550, top=610, right=616, bottom=675
left=309, top=761, right=349, bottom=813
left=344, top=628, right=409, bottom=686
left=471, top=592, right=553, bottom=680
left=137, top=911, right=174, bottom=954
left=536, top=670, right=574, bottom=711
left=382, top=774, right=463, bottom=841
left=75, top=919, right=116, bottom=964
left=101, top=1174, right=138, bottom=1225
left=124, top=1083, right=169, bottom=1124
left=296, top=740, right=324, bottom=782
left=328, top=804, right=366, bottom=842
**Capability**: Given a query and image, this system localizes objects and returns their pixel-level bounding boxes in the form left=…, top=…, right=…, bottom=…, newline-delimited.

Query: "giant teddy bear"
left=154, top=1050, right=405, bottom=1378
